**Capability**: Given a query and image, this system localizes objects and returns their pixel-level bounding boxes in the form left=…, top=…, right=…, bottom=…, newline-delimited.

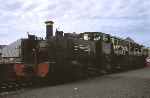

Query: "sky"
left=0, top=0, right=150, bottom=46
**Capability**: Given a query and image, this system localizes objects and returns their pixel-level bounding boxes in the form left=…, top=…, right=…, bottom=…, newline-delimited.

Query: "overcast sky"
left=0, top=0, right=150, bottom=46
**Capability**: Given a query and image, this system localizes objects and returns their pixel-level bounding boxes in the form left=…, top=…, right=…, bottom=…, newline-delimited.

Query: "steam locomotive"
left=0, top=21, right=149, bottom=84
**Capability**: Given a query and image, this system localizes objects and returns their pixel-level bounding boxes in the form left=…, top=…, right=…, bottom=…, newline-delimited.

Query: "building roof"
left=0, top=45, right=7, bottom=49
left=125, top=37, right=135, bottom=43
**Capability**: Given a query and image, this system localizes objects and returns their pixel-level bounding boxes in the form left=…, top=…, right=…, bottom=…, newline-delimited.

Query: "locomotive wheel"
left=106, top=64, right=112, bottom=73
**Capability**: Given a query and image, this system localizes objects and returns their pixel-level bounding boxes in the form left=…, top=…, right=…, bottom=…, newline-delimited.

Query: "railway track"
left=0, top=80, right=34, bottom=93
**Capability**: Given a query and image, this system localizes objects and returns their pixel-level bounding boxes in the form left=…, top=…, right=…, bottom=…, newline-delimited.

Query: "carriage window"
left=103, top=35, right=109, bottom=42
left=111, top=38, right=114, bottom=43
left=135, top=48, right=138, bottom=51
left=139, top=48, right=142, bottom=52
left=114, top=39, right=118, bottom=45
left=94, top=35, right=101, bottom=40
left=83, top=34, right=89, bottom=40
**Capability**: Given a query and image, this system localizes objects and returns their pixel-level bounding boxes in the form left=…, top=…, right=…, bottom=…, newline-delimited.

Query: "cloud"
left=0, top=0, right=150, bottom=46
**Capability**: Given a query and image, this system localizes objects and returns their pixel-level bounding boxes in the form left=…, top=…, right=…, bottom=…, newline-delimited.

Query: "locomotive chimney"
left=45, top=21, right=54, bottom=39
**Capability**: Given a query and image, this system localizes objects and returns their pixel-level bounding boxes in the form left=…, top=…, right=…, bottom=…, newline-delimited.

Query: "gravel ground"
left=1, top=68, right=150, bottom=98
